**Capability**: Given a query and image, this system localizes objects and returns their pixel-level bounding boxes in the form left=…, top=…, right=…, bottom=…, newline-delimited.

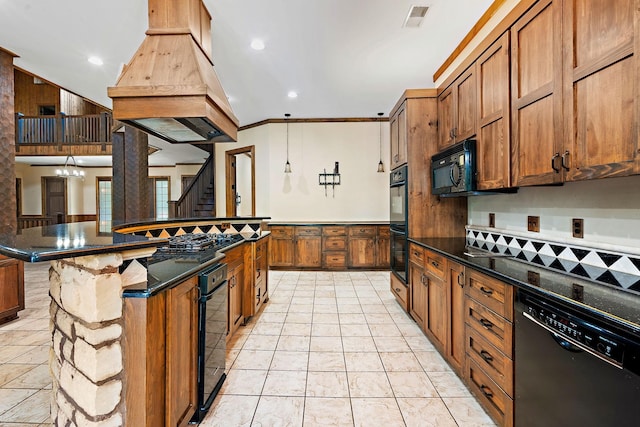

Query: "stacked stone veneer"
left=48, top=251, right=150, bottom=427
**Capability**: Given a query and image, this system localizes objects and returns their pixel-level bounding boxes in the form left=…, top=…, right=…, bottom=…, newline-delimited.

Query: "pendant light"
left=284, top=113, right=292, bottom=173
left=377, top=112, right=385, bottom=173
left=56, top=155, right=85, bottom=178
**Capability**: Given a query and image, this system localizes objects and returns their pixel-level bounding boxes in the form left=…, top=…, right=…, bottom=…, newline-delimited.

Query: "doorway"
left=42, top=177, right=67, bottom=223
left=225, top=146, right=255, bottom=217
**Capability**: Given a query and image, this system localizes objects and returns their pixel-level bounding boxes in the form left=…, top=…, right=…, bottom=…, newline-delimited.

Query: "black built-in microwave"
left=431, top=139, right=476, bottom=195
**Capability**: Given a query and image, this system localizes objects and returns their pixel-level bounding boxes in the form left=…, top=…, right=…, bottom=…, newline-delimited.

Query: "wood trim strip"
left=435, top=0, right=539, bottom=90
left=512, top=82, right=554, bottom=110
left=433, top=0, right=509, bottom=82
left=572, top=42, right=634, bottom=83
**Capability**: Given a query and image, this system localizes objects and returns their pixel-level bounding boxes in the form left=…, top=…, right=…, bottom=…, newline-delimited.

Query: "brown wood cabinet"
left=0, top=256, right=25, bottom=325
left=269, top=226, right=294, bottom=267
left=464, top=268, right=514, bottom=427
left=269, top=224, right=390, bottom=270
left=409, top=244, right=426, bottom=325
left=447, top=260, right=466, bottom=376
left=562, top=0, right=640, bottom=181
left=475, top=31, right=511, bottom=190
left=423, top=254, right=447, bottom=353
left=438, top=65, right=477, bottom=151
left=165, top=276, right=199, bottom=427
left=389, top=102, right=407, bottom=169
left=511, top=0, right=564, bottom=186
left=244, top=237, right=269, bottom=318
left=390, top=271, right=408, bottom=312
left=225, top=244, right=245, bottom=337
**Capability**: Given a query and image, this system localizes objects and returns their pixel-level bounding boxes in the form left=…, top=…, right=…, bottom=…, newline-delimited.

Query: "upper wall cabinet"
left=510, top=0, right=564, bottom=186
left=476, top=31, right=512, bottom=190
left=390, top=103, right=408, bottom=170
left=438, top=66, right=478, bottom=151
left=562, top=0, right=639, bottom=181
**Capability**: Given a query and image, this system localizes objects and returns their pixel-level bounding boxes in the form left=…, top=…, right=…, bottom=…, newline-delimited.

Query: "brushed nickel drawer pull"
left=479, top=318, right=494, bottom=329
left=480, top=350, right=494, bottom=363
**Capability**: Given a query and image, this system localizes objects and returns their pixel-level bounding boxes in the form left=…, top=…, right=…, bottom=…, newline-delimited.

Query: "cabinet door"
left=447, top=261, right=466, bottom=375
left=438, top=85, right=456, bottom=150
left=455, top=64, right=477, bottom=142
left=397, top=105, right=408, bottom=167
left=476, top=31, right=511, bottom=190
left=295, top=236, right=322, bottom=267
left=390, top=112, right=400, bottom=169
left=347, top=237, right=376, bottom=268
left=425, top=274, right=447, bottom=352
left=269, top=227, right=294, bottom=267
left=0, top=258, right=25, bottom=324
left=562, top=0, right=640, bottom=181
left=375, top=227, right=390, bottom=268
left=511, top=0, right=564, bottom=186
left=228, top=261, right=244, bottom=337
left=409, top=262, right=427, bottom=327
left=166, top=277, right=198, bottom=427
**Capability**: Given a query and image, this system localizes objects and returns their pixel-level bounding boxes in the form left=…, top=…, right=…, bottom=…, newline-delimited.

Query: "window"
left=97, top=178, right=112, bottom=233
left=148, top=177, right=170, bottom=220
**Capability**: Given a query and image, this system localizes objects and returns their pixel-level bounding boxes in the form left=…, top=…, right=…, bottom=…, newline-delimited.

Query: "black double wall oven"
left=390, top=165, right=408, bottom=283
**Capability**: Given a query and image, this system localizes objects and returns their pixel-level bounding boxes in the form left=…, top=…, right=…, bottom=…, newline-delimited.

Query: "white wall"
left=215, top=121, right=390, bottom=222
left=16, top=163, right=202, bottom=216
left=468, top=175, right=640, bottom=254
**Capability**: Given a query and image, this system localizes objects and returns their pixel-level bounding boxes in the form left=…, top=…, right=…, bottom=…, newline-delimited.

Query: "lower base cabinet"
left=0, top=256, right=25, bottom=325
left=402, top=245, right=515, bottom=427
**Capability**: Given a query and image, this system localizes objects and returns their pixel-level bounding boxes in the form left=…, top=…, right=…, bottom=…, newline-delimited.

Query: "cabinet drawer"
left=409, top=244, right=424, bottom=265
left=296, top=226, right=322, bottom=236
left=323, top=226, right=347, bottom=236
left=270, top=226, right=293, bottom=238
left=467, top=326, right=513, bottom=397
left=348, top=226, right=376, bottom=237
left=390, top=274, right=408, bottom=311
left=466, top=358, right=513, bottom=427
left=377, top=226, right=390, bottom=238
left=465, top=298, right=513, bottom=358
left=255, top=240, right=267, bottom=258
left=466, top=270, right=513, bottom=320
left=323, top=237, right=347, bottom=251
left=255, top=255, right=268, bottom=282
left=323, top=252, right=347, bottom=268
left=425, top=250, right=447, bottom=280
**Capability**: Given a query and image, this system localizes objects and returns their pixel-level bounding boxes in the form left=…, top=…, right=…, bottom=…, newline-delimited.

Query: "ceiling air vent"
left=403, top=5, right=429, bottom=28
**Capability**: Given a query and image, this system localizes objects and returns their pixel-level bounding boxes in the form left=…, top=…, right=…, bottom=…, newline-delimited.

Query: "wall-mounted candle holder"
left=319, top=161, right=341, bottom=197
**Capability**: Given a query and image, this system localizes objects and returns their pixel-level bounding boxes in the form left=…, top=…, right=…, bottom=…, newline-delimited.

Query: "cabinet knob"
left=479, top=286, right=493, bottom=296
left=431, top=261, right=439, bottom=268
left=480, top=350, right=494, bottom=363
left=480, top=384, right=494, bottom=398
left=479, top=318, right=494, bottom=329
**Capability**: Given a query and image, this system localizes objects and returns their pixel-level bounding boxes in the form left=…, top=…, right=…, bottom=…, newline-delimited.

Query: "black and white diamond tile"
left=466, top=228, right=640, bottom=290
left=128, top=221, right=263, bottom=239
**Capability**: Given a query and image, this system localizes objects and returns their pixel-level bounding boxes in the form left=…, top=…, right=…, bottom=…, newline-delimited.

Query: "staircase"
left=174, top=152, right=216, bottom=218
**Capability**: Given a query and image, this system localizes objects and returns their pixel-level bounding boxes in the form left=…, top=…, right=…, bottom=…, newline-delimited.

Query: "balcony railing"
left=15, top=112, right=113, bottom=146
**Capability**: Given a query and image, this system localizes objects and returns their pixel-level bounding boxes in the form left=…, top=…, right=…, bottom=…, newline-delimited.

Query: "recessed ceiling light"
left=88, top=56, right=103, bottom=66
left=288, top=91, right=298, bottom=99
left=250, top=39, right=265, bottom=50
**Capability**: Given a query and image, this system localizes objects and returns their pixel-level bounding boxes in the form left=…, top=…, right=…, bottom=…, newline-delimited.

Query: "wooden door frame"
left=225, top=146, right=256, bottom=217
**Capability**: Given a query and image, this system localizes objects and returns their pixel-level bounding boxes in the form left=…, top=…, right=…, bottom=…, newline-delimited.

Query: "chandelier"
left=56, top=155, right=85, bottom=178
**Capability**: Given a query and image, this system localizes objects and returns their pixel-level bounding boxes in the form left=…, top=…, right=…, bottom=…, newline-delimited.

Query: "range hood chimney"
left=107, top=0, right=239, bottom=143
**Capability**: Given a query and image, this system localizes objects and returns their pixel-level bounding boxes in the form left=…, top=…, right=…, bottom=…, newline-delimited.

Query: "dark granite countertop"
left=409, top=237, right=640, bottom=333
left=123, top=231, right=270, bottom=298
left=0, top=222, right=165, bottom=262
left=268, top=221, right=389, bottom=225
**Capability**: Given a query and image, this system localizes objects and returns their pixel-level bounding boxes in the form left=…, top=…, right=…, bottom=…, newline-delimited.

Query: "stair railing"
left=175, top=154, right=214, bottom=218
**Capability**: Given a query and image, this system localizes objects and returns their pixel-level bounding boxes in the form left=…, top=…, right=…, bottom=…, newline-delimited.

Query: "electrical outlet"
left=527, top=216, right=540, bottom=232
left=489, top=213, right=495, bottom=228
left=527, top=271, right=540, bottom=287
left=572, top=218, right=584, bottom=238
left=572, top=283, right=584, bottom=302
left=221, top=222, right=231, bottom=230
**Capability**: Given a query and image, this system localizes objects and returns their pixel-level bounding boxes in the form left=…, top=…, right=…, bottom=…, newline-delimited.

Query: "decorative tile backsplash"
left=466, top=227, right=640, bottom=291
left=129, top=221, right=262, bottom=238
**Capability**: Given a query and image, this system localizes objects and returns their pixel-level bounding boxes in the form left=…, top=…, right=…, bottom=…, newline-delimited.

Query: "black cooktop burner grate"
left=157, top=233, right=244, bottom=254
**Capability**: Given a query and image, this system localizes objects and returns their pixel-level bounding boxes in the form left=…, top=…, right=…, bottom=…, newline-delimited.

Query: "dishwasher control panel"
left=524, top=298, right=625, bottom=366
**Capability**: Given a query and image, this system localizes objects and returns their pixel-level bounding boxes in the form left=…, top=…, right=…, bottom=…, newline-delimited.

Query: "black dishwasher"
left=191, top=263, right=228, bottom=424
left=515, top=288, right=640, bottom=426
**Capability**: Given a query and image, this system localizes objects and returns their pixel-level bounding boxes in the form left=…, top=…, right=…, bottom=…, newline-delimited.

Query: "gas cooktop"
left=155, top=233, right=244, bottom=255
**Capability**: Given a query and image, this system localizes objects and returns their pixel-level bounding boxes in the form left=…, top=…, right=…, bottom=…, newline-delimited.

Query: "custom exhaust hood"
left=107, top=0, right=238, bottom=143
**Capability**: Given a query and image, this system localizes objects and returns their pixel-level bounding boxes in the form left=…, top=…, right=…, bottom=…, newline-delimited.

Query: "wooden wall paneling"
left=13, top=69, right=60, bottom=116
left=510, top=0, right=564, bottom=186
left=476, top=31, right=512, bottom=190
left=562, top=0, right=640, bottom=181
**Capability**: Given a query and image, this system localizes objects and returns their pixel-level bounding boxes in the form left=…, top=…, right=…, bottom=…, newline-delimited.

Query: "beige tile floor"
left=1, top=264, right=494, bottom=427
